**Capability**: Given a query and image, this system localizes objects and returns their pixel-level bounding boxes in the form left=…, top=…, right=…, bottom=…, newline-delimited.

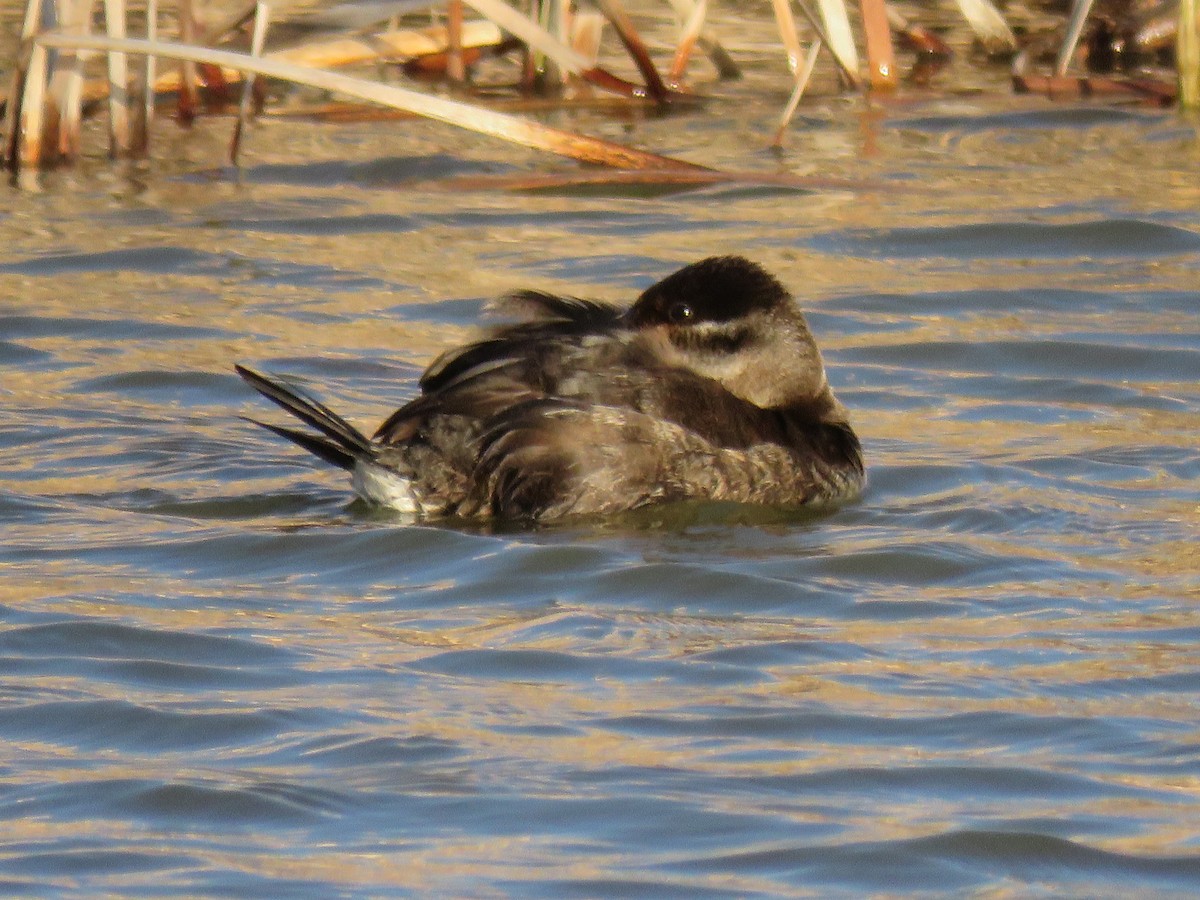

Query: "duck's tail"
left=234, top=365, right=373, bottom=472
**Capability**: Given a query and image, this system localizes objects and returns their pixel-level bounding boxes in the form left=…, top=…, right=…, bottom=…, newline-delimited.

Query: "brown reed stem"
left=447, top=0, right=466, bottom=82
left=859, top=0, right=896, bottom=88
left=594, top=0, right=671, bottom=104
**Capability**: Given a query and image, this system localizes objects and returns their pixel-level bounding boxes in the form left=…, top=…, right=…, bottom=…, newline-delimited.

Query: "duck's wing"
left=373, top=358, right=539, bottom=445
left=374, top=295, right=624, bottom=445
left=418, top=294, right=623, bottom=394
left=462, top=398, right=864, bottom=521
left=490, top=290, right=625, bottom=327
left=454, top=355, right=865, bottom=519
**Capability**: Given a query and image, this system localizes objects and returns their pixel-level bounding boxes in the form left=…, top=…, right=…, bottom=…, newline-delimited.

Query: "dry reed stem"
left=447, top=0, right=466, bottom=82
left=266, top=93, right=663, bottom=122
left=24, top=0, right=64, bottom=167
left=130, top=0, right=150, bottom=154
left=462, top=0, right=649, bottom=97
left=6, top=21, right=507, bottom=109
left=790, top=0, right=859, bottom=87
left=48, top=0, right=84, bottom=160
left=953, top=0, right=1017, bottom=54
left=463, top=0, right=590, bottom=74
left=437, top=167, right=882, bottom=192
left=1013, top=70, right=1177, bottom=103
left=1055, top=0, right=1095, bottom=75
left=553, top=0, right=571, bottom=86
left=231, top=1, right=269, bottom=164
left=103, top=0, right=132, bottom=156
left=771, top=38, right=821, bottom=146
left=5, top=0, right=48, bottom=168
left=768, top=0, right=803, bottom=74
left=859, top=0, right=896, bottom=88
left=178, top=0, right=198, bottom=123
left=668, top=0, right=706, bottom=83
left=664, top=0, right=738, bottom=79
left=532, top=0, right=565, bottom=86
left=267, top=22, right=503, bottom=71
left=697, top=37, right=740, bottom=80
left=570, top=12, right=604, bottom=69
left=31, top=32, right=709, bottom=171
left=1178, top=0, right=1200, bottom=108
left=815, top=0, right=859, bottom=80
left=144, top=0, right=157, bottom=131
left=5, top=0, right=43, bottom=119
left=595, top=0, right=670, bottom=103
left=17, top=42, right=50, bottom=168
left=198, top=2, right=258, bottom=46
left=886, top=6, right=951, bottom=57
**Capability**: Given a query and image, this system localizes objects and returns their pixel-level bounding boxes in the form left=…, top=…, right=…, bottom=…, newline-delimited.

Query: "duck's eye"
left=668, top=302, right=694, bottom=323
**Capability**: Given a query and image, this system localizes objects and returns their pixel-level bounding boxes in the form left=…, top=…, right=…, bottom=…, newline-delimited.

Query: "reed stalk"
left=178, top=0, right=197, bottom=122
left=569, top=11, right=604, bottom=69
left=462, top=0, right=651, bottom=98
left=594, top=0, right=671, bottom=103
left=668, top=0, right=706, bottom=83
left=553, top=0, right=572, bottom=87
left=768, top=0, right=804, bottom=75
left=1179, top=0, right=1200, bottom=108
left=664, top=0, right=739, bottom=79
left=198, top=2, right=258, bottom=45
left=31, top=32, right=709, bottom=171
left=145, top=0, right=157, bottom=130
left=697, top=37, right=740, bottom=80
left=4, top=0, right=48, bottom=168
left=129, top=0, right=151, bottom=154
left=103, top=0, right=132, bottom=156
left=48, top=0, right=86, bottom=160
left=953, top=0, right=1016, bottom=54
left=814, top=0, right=859, bottom=81
left=790, top=0, right=859, bottom=87
left=231, top=1, right=269, bottom=164
left=266, top=22, right=503, bottom=71
left=17, top=41, right=49, bottom=168
left=529, top=0, right=563, bottom=87
left=1055, top=0, right=1095, bottom=75
left=446, top=0, right=466, bottom=83
left=859, top=0, right=896, bottom=89
left=886, top=6, right=951, bottom=58
left=10, top=21, right=507, bottom=110
left=772, top=37, right=821, bottom=147
left=463, top=0, right=590, bottom=76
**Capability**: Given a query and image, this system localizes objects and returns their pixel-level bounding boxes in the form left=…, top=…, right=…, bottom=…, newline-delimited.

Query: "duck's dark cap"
left=630, top=256, right=792, bottom=326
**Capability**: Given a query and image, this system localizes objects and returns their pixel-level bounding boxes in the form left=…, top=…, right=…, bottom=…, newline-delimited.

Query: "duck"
left=235, top=255, right=863, bottom=522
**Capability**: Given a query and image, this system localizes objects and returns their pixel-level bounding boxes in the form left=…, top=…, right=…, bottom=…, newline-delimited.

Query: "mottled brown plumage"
left=236, top=256, right=864, bottom=521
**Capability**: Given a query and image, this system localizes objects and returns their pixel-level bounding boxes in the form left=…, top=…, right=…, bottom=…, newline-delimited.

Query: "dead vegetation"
left=3, top=0, right=1197, bottom=179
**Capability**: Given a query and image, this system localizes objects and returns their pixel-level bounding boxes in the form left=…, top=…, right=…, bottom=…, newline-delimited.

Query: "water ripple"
left=1, top=86, right=1198, bottom=897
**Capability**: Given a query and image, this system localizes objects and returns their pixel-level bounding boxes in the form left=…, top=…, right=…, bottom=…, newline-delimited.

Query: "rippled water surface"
left=2, top=18, right=1200, bottom=895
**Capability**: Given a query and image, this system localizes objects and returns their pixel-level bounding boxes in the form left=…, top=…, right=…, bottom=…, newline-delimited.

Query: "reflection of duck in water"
left=236, top=256, right=864, bottom=522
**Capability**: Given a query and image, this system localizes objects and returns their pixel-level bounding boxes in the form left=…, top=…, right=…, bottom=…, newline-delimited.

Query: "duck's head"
left=624, top=256, right=842, bottom=416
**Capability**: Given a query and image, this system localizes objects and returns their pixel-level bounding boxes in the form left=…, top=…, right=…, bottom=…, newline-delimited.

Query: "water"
left=2, top=21, right=1200, bottom=896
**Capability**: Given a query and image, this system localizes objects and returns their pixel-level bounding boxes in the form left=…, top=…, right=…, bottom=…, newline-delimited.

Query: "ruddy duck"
left=236, top=256, right=863, bottom=521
